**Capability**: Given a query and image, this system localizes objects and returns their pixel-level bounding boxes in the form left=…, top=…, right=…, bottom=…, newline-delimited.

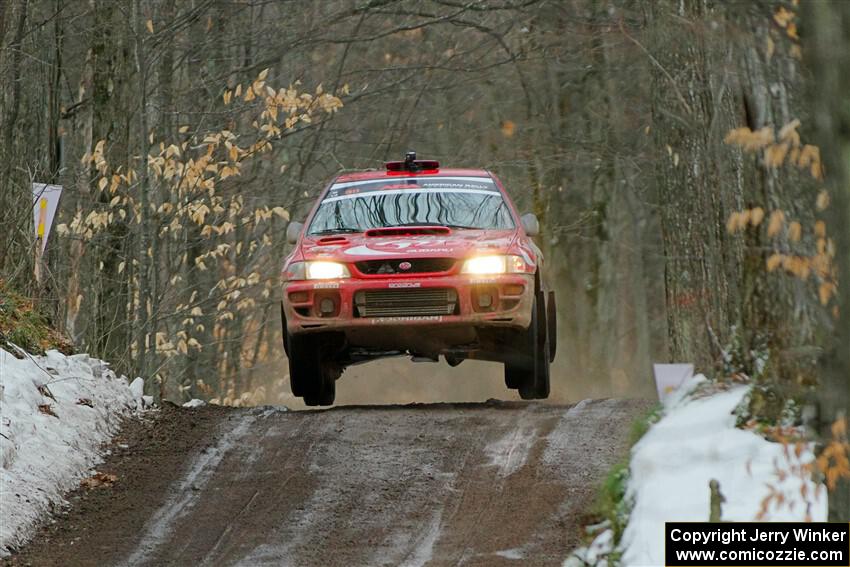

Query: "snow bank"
left=620, top=378, right=826, bottom=567
left=0, top=347, right=142, bottom=556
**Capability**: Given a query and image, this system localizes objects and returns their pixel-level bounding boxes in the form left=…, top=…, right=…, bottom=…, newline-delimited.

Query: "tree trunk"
left=649, top=0, right=744, bottom=373
left=802, top=0, right=850, bottom=523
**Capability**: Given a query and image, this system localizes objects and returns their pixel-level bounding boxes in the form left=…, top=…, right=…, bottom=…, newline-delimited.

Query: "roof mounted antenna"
left=404, top=151, right=418, bottom=171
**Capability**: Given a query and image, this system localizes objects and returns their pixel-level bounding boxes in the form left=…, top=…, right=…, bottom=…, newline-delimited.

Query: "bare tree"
left=802, top=0, right=850, bottom=523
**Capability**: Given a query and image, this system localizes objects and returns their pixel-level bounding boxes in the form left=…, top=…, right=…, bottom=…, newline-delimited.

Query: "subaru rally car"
left=281, top=152, right=556, bottom=406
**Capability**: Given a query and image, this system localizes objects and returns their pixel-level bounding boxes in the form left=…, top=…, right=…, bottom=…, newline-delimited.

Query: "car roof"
left=333, top=168, right=493, bottom=183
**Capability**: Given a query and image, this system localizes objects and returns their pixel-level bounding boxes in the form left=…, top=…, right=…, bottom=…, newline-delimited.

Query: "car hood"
left=299, top=229, right=518, bottom=262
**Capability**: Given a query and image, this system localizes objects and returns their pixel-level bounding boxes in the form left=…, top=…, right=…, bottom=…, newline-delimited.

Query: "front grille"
left=355, top=288, right=457, bottom=318
left=355, top=258, right=456, bottom=275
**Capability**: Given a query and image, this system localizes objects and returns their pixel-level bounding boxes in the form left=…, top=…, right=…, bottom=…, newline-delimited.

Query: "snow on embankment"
left=0, top=347, right=143, bottom=556
left=567, top=376, right=827, bottom=567
left=619, top=377, right=826, bottom=566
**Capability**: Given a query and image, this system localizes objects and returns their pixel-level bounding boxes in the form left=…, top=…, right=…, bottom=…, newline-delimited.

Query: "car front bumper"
left=282, top=273, right=534, bottom=335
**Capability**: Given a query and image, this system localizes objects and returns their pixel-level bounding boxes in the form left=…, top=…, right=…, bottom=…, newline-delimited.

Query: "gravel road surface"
left=4, top=398, right=648, bottom=567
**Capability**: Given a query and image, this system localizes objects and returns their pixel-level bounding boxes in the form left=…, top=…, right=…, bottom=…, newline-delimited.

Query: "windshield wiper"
left=310, top=227, right=361, bottom=235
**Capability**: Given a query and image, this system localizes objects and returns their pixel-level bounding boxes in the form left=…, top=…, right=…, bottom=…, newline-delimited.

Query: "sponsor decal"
left=370, top=315, right=444, bottom=324
left=372, top=239, right=448, bottom=249
left=324, top=187, right=501, bottom=203
left=343, top=244, right=452, bottom=256
left=325, top=176, right=497, bottom=198
left=388, top=282, right=421, bottom=288
left=313, top=282, right=340, bottom=289
left=343, top=245, right=402, bottom=256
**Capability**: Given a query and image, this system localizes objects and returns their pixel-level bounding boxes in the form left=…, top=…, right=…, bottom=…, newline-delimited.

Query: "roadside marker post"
left=31, top=183, right=63, bottom=284
left=652, top=363, right=694, bottom=402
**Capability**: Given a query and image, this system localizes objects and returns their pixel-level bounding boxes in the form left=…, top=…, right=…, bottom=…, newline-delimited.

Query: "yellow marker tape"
left=37, top=198, right=47, bottom=238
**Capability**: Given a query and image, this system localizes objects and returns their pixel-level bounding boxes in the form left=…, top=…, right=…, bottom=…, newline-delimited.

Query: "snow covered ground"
left=0, top=347, right=143, bottom=556
left=568, top=376, right=826, bottom=567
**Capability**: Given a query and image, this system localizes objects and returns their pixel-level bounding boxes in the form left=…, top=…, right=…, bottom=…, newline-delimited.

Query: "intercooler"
left=354, top=288, right=458, bottom=318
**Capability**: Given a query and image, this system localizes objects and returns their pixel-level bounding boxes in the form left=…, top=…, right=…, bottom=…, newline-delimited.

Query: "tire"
left=518, top=290, right=550, bottom=400
left=504, top=364, right=525, bottom=389
left=547, top=290, right=557, bottom=363
left=288, top=333, right=337, bottom=406
left=504, top=290, right=550, bottom=399
left=281, top=302, right=290, bottom=357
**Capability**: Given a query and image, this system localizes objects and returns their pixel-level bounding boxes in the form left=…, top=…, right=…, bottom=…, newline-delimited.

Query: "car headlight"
left=284, top=261, right=350, bottom=281
left=307, top=261, right=350, bottom=279
left=461, top=255, right=528, bottom=275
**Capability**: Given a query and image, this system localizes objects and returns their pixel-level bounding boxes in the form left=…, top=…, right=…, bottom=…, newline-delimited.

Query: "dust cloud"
left=244, top=327, right=656, bottom=410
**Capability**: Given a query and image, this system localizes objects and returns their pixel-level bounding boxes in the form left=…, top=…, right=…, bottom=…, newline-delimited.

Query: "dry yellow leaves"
left=767, top=210, right=785, bottom=238
left=726, top=207, right=770, bottom=234
left=766, top=253, right=783, bottom=272
left=82, top=472, right=118, bottom=489
left=820, top=282, right=837, bottom=306
left=728, top=120, right=823, bottom=180
left=726, top=211, right=743, bottom=234
left=786, top=22, right=798, bottom=40
left=724, top=126, right=773, bottom=151
left=774, top=6, right=794, bottom=28
left=778, top=119, right=800, bottom=144
left=788, top=221, right=801, bottom=242
left=764, top=142, right=789, bottom=167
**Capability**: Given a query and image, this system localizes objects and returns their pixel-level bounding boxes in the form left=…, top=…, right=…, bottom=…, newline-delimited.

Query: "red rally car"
left=280, top=153, right=556, bottom=406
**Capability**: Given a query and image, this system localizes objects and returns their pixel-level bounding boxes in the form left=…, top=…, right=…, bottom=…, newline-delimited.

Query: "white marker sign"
left=652, top=363, right=694, bottom=402
left=32, top=183, right=62, bottom=252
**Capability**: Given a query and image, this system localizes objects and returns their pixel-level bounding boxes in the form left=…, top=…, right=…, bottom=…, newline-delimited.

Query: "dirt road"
left=4, top=398, right=647, bottom=567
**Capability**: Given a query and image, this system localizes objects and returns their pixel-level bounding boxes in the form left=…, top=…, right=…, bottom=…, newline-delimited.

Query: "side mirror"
left=286, top=221, right=304, bottom=244
left=520, top=213, right=540, bottom=236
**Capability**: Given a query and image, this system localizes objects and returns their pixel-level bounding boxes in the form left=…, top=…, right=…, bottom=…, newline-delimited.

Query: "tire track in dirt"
left=3, top=398, right=648, bottom=567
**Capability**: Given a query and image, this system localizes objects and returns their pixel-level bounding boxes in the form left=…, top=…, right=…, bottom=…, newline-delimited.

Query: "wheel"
left=281, top=302, right=290, bottom=357
left=288, top=333, right=338, bottom=405
left=519, top=290, right=550, bottom=399
left=504, top=290, right=550, bottom=399
left=504, top=364, right=525, bottom=389
left=287, top=333, right=313, bottom=397
left=547, top=290, right=557, bottom=363
left=504, top=297, right=537, bottom=393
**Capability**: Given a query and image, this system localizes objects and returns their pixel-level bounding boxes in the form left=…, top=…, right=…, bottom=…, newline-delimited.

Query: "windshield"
left=307, top=176, right=515, bottom=234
